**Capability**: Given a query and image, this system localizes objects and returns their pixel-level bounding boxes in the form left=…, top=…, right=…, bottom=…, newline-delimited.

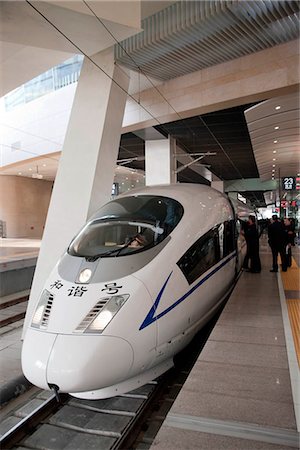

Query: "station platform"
left=0, top=238, right=299, bottom=449
left=151, top=240, right=300, bottom=450
left=0, top=238, right=40, bottom=297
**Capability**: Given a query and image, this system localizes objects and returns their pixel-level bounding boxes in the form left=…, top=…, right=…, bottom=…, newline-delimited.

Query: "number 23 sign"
left=282, top=177, right=295, bottom=190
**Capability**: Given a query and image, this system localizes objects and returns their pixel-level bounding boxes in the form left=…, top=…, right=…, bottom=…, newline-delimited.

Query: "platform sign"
left=282, top=177, right=296, bottom=190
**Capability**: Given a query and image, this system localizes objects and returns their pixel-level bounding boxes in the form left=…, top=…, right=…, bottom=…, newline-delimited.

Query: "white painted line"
left=164, top=413, right=300, bottom=447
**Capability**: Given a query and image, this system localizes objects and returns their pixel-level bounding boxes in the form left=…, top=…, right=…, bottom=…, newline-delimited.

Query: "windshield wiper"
left=84, top=235, right=139, bottom=261
left=105, top=235, right=139, bottom=257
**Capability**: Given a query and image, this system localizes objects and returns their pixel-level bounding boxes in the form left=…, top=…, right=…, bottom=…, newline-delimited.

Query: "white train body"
left=22, top=184, right=246, bottom=399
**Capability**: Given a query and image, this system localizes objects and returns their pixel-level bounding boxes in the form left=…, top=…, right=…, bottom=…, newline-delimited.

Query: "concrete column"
left=145, top=136, right=177, bottom=186
left=211, top=174, right=224, bottom=193
left=23, top=47, right=129, bottom=336
left=211, top=181, right=224, bottom=193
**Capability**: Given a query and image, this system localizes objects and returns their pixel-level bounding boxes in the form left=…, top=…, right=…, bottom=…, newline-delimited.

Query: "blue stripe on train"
left=139, top=252, right=236, bottom=330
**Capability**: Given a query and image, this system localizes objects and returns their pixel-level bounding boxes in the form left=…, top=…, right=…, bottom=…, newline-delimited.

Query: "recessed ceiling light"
left=273, top=158, right=276, bottom=161
left=273, top=150, right=277, bottom=154
left=42, top=164, right=47, bottom=167
left=274, top=126, right=279, bottom=130
left=273, top=140, right=278, bottom=143
left=275, top=106, right=281, bottom=110
left=29, top=167, right=32, bottom=171
left=273, top=164, right=276, bottom=167
left=18, top=172, right=22, bottom=175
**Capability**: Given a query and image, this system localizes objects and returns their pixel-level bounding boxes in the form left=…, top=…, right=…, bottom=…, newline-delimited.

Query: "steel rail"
left=0, top=393, right=69, bottom=449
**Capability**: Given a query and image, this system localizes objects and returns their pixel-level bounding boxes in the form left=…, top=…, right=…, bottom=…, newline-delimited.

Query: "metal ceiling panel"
left=115, top=0, right=299, bottom=81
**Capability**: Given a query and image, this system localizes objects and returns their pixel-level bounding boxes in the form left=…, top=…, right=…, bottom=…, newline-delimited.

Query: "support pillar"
left=23, top=48, right=129, bottom=336
left=211, top=175, right=224, bottom=193
left=145, top=136, right=177, bottom=186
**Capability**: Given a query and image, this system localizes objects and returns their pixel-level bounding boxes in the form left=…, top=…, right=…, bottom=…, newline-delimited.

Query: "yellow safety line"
left=286, top=299, right=300, bottom=368
left=281, top=256, right=300, bottom=368
left=281, top=258, right=299, bottom=291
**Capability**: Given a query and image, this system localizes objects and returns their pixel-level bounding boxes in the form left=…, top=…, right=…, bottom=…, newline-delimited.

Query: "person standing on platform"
left=283, top=217, right=295, bottom=267
left=242, top=219, right=250, bottom=270
left=268, top=215, right=287, bottom=272
left=244, top=215, right=261, bottom=273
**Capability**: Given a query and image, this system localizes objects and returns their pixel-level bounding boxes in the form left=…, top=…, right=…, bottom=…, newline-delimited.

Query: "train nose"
left=22, top=329, right=134, bottom=393
left=22, top=328, right=56, bottom=390
left=46, top=334, right=134, bottom=393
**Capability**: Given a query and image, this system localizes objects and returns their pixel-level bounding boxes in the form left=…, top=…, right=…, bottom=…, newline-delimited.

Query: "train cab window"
left=177, top=227, right=221, bottom=285
left=68, top=195, right=183, bottom=258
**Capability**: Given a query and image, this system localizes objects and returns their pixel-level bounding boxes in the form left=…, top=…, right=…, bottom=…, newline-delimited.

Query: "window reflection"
left=68, top=195, right=184, bottom=259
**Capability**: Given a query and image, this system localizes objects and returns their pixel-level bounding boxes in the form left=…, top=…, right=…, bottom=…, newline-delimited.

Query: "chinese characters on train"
left=49, top=280, right=123, bottom=296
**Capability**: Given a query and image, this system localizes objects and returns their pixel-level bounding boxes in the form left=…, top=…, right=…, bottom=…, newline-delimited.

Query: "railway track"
left=0, top=295, right=29, bottom=329
left=0, top=379, right=168, bottom=450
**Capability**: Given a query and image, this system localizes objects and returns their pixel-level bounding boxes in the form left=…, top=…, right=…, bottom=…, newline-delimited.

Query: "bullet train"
left=22, top=183, right=247, bottom=399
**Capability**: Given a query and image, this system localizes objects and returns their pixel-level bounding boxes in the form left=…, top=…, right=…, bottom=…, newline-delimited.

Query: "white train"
left=22, top=184, right=246, bottom=399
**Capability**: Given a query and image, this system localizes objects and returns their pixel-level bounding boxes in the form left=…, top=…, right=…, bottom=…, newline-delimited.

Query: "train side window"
left=236, top=219, right=241, bottom=236
left=177, top=227, right=220, bottom=285
left=223, top=220, right=236, bottom=256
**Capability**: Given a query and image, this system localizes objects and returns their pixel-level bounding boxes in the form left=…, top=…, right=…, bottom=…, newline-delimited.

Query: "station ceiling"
left=116, top=0, right=300, bottom=208
left=1, top=0, right=299, bottom=209
left=119, top=103, right=269, bottom=206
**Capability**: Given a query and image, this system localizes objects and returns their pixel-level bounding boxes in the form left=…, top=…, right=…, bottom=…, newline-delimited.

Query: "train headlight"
left=78, top=268, right=92, bottom=283
left=31, top=290, right=54, bottom=329
left=75, top=294, right=129, bottom=333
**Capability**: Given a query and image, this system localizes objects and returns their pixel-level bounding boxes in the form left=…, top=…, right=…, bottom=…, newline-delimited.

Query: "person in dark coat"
left=242, top=220, right=250, bottom=269
left=283, top=218, right=295, bottom=267
left=244, top=215, right=261, bottom=273
left=268, top=215, right=287, bottom=272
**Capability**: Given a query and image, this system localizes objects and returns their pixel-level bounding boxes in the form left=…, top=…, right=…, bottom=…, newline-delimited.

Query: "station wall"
left=0, top=175, right=53, bottom=238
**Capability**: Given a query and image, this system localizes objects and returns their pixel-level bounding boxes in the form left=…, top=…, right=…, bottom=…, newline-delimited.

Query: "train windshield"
left=68, top=195, right=183, bottom=258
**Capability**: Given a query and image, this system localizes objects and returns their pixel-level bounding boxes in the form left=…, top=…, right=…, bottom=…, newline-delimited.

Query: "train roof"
left=118, top=183, right=228, bottom=205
